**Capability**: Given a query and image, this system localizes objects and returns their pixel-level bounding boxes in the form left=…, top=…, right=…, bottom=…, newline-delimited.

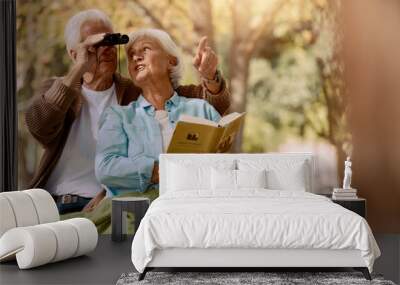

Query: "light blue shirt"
left=95, top=92, right=221, bottom=196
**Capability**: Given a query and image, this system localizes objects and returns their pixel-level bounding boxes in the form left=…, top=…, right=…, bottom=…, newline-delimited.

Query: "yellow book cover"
left=167, top=112, right=245, bottom=153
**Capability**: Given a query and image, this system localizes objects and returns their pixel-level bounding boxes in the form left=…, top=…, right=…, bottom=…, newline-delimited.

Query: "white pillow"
left=166, top=159, right=236, bottom=192
left=238, top=159, right=309, bottom=191
left=168, top=162, right=210, bottom=191
left=236, top=169, right=267, bottom=189
left=267, top=166, right=307, bottom=191
left=211, top=168, right=236, bottom=190
left=211, top=169, right=267, bottom=191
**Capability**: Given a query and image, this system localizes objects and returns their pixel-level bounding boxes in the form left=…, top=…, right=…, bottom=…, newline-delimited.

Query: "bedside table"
left=332, top=197, right=366, bottom=218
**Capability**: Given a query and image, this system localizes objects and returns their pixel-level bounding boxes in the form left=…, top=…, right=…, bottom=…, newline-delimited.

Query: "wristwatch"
left=202, top=69, right=221, bottom=85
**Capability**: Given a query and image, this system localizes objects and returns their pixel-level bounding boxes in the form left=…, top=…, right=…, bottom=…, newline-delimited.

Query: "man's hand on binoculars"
left=75, top=33, right=106, bottom=71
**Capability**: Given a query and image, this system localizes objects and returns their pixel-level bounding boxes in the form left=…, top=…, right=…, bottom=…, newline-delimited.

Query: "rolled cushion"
left=24, top=189, right=59, bottom=224
left=42, top=221, right=79, bottom=262
left=0, top=196, right=17, bottom=237
left=0, top=219, right=97, bottom=269
left=0, top=226, right=57, bottom=269
left=0, top=191, right=39, bottom=227
left=0, top=189, right=59, bottom=238
left=64, top=218, right=98, bottom=257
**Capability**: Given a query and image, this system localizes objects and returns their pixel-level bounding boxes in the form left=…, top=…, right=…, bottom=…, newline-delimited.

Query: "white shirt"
left=45, top=83, right=118, bottom=198
left=154, top=110, right=174, bottom=152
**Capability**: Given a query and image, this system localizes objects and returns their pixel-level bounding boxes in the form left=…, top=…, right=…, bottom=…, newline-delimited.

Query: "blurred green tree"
left=17, top=0, right=349, bottom=189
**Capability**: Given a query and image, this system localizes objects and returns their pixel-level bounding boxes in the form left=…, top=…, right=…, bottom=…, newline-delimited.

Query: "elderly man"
left=25, top=9, right=230, bottom=214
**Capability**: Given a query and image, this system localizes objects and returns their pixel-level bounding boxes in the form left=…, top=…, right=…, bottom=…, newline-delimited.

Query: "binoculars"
left=94, top=33, right=129, bottom=47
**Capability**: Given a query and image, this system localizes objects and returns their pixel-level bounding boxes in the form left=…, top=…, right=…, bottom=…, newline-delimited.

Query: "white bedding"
left=131, top=190, right=380, bottom=273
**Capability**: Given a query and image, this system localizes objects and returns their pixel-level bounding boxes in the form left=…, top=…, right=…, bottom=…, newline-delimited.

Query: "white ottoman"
left=0, top=189, right=98, bottom=269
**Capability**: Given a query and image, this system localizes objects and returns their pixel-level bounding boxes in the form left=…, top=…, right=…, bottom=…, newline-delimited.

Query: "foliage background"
left=17, top=0, right=349, bottom=192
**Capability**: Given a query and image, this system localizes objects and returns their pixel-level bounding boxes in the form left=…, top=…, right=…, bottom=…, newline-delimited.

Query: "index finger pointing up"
left=196, top=36, right=208, bottom=56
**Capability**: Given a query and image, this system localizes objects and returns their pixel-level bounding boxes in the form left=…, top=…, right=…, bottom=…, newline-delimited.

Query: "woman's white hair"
left=126, top=28, right=183, bottom=89
left=64, top=9, right=113, bottom=56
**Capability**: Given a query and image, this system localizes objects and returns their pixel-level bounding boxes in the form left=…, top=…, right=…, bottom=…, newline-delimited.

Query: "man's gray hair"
left=64, top=9, right=113, bottom=56
left=126, top=28, right=183, bottom=89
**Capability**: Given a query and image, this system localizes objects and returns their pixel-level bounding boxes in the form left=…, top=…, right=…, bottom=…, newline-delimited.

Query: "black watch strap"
left=202, top=70, right=221, bottom=85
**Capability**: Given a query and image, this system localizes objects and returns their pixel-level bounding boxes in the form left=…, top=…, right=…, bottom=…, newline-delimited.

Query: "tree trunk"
left=189, top=0, right=215, bottom=50
left=228, top=0, right=285, bottom=153
left=229, top=52, right=250, bottom=152
left=228, top=0, right=252, bottom=152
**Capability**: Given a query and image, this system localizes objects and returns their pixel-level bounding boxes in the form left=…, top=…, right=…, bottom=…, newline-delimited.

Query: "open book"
left=167, top=112, right=245, bottom=153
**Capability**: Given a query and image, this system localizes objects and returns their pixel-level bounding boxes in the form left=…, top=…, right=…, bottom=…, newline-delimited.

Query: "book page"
left=179, top=114, right=218, bottom=127
left=218, top=112, right=244, bottom=127
left=215, top=114, right=245, bottom=152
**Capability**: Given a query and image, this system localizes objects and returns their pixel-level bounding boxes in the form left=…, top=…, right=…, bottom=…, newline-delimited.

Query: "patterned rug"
left=116, top=271, right=396, bottom=285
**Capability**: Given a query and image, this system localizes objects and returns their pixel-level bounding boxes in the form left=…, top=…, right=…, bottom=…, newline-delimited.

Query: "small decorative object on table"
left=332, top=157, right=358, bottom=200
left=111, top=197, right=150, bottom=242
left=331, top=157, right=366, bottom=217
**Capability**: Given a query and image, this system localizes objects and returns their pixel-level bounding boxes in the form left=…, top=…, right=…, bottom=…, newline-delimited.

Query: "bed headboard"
left=159, top=153, right=315, bottom=196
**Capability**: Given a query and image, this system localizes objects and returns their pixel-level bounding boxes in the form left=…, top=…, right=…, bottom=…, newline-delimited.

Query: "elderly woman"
left=95, top=29, right=221, bottom=195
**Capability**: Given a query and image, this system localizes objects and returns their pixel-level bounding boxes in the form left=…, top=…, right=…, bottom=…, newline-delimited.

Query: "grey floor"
left=0, top=235, right=134, bottom=285
left=374, top=234, right=400, bottom=284
left=1, top=234, right=399, bottom=285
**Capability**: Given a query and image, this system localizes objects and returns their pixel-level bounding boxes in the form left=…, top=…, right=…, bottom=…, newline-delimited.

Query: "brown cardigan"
left=25, top=73, right=230, bottom=188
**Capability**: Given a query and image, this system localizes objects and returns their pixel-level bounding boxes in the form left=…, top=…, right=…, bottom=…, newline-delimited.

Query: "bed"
left=131, top=153, right=380, bottom=280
